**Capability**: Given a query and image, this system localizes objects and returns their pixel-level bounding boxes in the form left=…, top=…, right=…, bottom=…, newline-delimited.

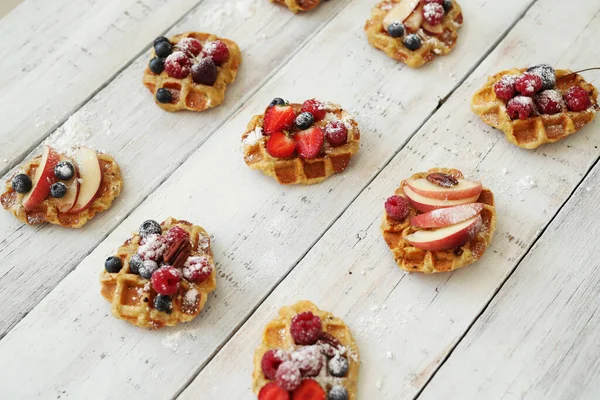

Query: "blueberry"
left=156, top=88, right=172, bottom=104
left=154, top=36, right=170, bottom=46
left=442, top=0, right=453, bottom=12
left=387, top=22, right=405, bottom=38
left=54, top=161, right=75, bottom=180
left=269, top=98, right=287, bottom=107
left=295, top=112, right=314, bottom=130
left=154, top=41, right=173, bottom=58
left=11, top=174, right=32, bottom=194
left=139, top=260, right=159, bottom=280
left=139, top=219, right=162, bottom=238
left=149, top=57, right=165, bottom=75
left=129, top=254, right=143, bottom=275
left=154, top=294, right=172, bottom=313
left=105, top=256, right=123, bottom=273
left=50, top=182, right=67, bottom=198
left=328, top=386, right=348, bottom=400
left=328, top=355, right=349, bottom=377
left=404, top=34, right=422, bottom=51
left=527, top=64, right=556, bottom=90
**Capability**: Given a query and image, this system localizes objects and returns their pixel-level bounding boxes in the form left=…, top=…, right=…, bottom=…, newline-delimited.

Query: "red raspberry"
left=506, top=96, right=534, bottom=120
left=535, top=90, right=563, bottom=115
left=182, top=256, right=213, bottom=282
left=261, top=349, right=289, bottom=380
left=422, top=3, right=444, bottom=25
left=177, top=38, right=202, bottom=57
left=165, top=51, right=192, bottom=79
left=201, top=40, right=229, bottom=65
left=138, top=234, right=168, bottom=261
left=275, top=361, right=301, bottom=391
left=290, top=312, right=322, bottom=345
left=514, top=73, right=542, bottom=96
left=564, top=86, right=591, bottom=112
left=165, top=226, right=190, bottom=245
left=324, top=121, right=349, bottom=146
left=151, top=266, right=181, bottom=295
left=385, top=195, right=409, bottom=222
left=493, top=75, right=517, bottom=101
left=290, top=346, right=323, bottom=377
left=301, top=99, right=327, bottom=121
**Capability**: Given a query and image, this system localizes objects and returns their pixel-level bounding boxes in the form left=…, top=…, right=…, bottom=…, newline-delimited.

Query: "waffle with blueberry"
left=100, top=217, right=217, bottom=329
left=381, top=168, right=497, bottom=273
left=471, top=65, right=599, bottom=149
left=143, top=32, right=241, bottom=112
left=253, top=301, right=360, bottom=400
left=365, top=0, right=463, bottom=68
left=242, top=98, right=360, bottom=185
left=270, top=0, right=328, bottom=13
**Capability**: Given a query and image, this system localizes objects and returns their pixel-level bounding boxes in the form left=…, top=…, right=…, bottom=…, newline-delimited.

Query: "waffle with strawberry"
left=1, top=145, right=122, bottom=228
left=381, top=168, right=497, bottom=273
left=253, top=301, right=360, bottom=400
left=100, top=217, right=217, bottom=329
left=471, top=65, right=599, bottom=149
left=365, top=0, right=463, bottom=68
left=242, top=98, right=360, bottom=185
left=143, top=32, right=241, bottom=112
left=270, top=0, right=327, bottom=13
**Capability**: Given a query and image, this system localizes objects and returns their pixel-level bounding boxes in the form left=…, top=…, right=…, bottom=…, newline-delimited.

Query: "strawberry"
left=259, top=382, right=290, bottom=400
left=301, top=99, right=327, bottom=121
left=294, top=127, right=324, bottom=159
left=267, top=132, right=296, bottom=158
left=264, top=105, right=296, bottom=135
left=292, top=379, right=326, bottom=400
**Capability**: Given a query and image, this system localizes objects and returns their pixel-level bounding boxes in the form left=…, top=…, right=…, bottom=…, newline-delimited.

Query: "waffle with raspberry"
left=471, top=66, right=599, bottom=149
left=100, top=217, right=217, bottom=329
left=365, top=0, right=463, bottom=68
left=1, top=146, right=122, bottom=228
left=270, top=0, right=326, bottom=13
left=242, top=98, right=360, bottom=185
left=381, top=168, right=497, bottom=273
left=253, top=301, right=360, bottom=400
left=142, top=32, right=241, bottom=112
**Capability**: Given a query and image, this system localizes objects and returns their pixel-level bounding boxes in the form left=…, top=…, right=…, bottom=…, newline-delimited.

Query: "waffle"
left=471, top=68, right=599, bottom=149
left=270, top=0, right=326, bottom=13
left=142, top=32, right=241, bottom=112
left=100, top=217, right=216, bottom=329
left=1, top=151, right=122, bottom=228
left=252, top=301, right=360, bottom=399
left=381, top=168, right=497, bottom=273
left=365, top=0, right=463, bottom=68
left=242, top=102, right=360, bottom=185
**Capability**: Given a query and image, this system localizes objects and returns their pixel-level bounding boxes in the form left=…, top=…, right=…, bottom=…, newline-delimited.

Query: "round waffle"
left=142, top=32, right=241, bottom=112
left=365, top=0, right=463, bottom=68
left=471, top=68, right=599, bottom=149
left=100, top=217, right=216, bottom=329
left=270, top=0, right=325, bottom=13
left=1, top=151, right=122, bottom=228
left=252, top=300, right=360, bottom=399
left=242, top=102, right=360, bottom=185
left=381, top=168, right=497, bottom=273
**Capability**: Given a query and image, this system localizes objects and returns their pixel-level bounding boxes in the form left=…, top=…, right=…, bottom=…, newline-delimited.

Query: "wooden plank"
left=0, top=0, right=537, bottom=397
left=418, top=162, right=600, bottom=400
left=0, top=0, right=354, bottom=337
left=0, top=0, right=202, bottom=176
left=178, top=0, right=600, bottom=398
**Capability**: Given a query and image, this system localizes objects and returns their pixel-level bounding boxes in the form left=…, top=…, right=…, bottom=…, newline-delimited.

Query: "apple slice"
left=70, top=147, right=102, bottom=213
left=53, top=156, right=80, bottom=213
left=404, top=186, right=480, bottom=213
left=405, top=215, right=482, bottom=251
left=22, top=146, right=61, bottom=211
left=383, top=0, right=420, bottom=29
left=405, top=178, right=482, bottom=201
left=410, top=203, right=485, bottom=229
left=422, top=20, right=443, bottom=35
left=403, top=8, right=424, bottom=33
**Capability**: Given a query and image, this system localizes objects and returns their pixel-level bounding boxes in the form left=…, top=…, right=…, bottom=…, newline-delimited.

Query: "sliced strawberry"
left=264, top=105, right=296, bottom=135
left=294, top=127, right=324, bottom=160
left=301, top=99, right=327, bottom=121
left=292, top=379, right=326, bottom=400
left=259, top=382, right=290, bottom=400
left=267, top=132, right=296, bottom=158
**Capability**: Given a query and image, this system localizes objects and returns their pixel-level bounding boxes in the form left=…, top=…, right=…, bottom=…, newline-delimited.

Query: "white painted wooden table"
left=1, top=0, right=599, bottom=399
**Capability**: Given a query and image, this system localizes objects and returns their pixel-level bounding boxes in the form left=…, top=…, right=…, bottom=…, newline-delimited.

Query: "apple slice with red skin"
left=405, top=178, right=482, bottom=201
left=404, top=186, right=479, bottom=213
left=411, top=203, right=485, bottom=229
left=405, top=215, right=482, bottom=251
left=403, top=8, right=424, bottom=33
left=22, top=146, right=61, bottom=211
left=422, top=21, right=444, bottom=35
left=69, top=147, right=102, bottom=213
left=383, top=0, right=420, bottom=29
left=53, top=156, right=80, bottom=213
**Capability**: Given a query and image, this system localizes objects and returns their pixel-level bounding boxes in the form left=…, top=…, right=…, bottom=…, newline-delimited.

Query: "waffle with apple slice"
left=381, top=168, right=496, bottom=273
left=1, top=145, right=122, bottom=228
left=365, top=0, right=463, bottom=68
left=270, top=0, right=328, bottom=13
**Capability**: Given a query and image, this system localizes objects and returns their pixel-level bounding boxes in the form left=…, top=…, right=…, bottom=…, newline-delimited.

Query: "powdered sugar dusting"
left=242, top=126, right=264, bottom=147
